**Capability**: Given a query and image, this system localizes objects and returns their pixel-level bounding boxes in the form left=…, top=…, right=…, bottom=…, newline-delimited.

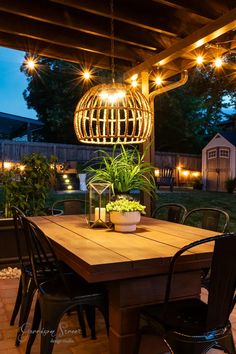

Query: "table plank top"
left=28, top=215, right=217, bottom=282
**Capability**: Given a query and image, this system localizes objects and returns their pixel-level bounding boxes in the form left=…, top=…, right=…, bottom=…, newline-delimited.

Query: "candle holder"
left=88, top=182, right=112, bottom=228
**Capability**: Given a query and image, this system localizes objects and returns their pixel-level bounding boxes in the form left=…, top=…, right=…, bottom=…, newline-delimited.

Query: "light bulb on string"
left=155, top=75, right=163, bottom=86
left=196, top=55, right=204, bottom=65
left=82, top=70, right=91, bottom=80
left=24, top=56, right=37, bottom=71
left=214, top=57, right=223, bottom=68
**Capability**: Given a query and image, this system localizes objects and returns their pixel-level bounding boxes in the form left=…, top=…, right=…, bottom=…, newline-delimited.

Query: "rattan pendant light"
left=74, top=0, right=153, bottom=145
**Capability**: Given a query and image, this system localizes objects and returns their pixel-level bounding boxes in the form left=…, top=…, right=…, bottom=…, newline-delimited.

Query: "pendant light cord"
left=110, top=0, right=115, bottom=83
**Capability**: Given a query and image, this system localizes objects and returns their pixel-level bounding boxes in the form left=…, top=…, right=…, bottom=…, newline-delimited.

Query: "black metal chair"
left=183, top=207, right=229, bottom=232
left=156, top=167, right=174, bottom=192
left=10, top=206, right=36, bottom=346
left=152, top=203, right=187, bottom=224
left=10, top=206, right=88, bottom=346
left=183, top=207, right=230, bottom=290
left=137, top=233, right=236, bottom=354
left=22, top=216, right=109, bottom=354
left=51, top=198, right=86, bottom=215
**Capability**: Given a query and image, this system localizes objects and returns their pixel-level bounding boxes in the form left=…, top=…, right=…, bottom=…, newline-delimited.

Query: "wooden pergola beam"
left=124, top=7, right=236, bottom=80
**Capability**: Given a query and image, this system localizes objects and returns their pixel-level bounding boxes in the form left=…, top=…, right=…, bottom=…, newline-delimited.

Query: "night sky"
left=0, top=47, right=36, bottom=119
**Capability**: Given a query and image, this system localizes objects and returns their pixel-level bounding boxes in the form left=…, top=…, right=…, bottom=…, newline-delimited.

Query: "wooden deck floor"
left=0, top=279, right=235, bottom=354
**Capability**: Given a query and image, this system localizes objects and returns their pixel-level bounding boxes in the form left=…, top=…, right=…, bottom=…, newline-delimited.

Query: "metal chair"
left=156, top=167, right=174, bottom=192
left=51, top=198, right=86, bottom=215
left=22, top=217, right=109, bottom=354
left=10, top=206, right=88, bottom=346
left=137, top=233, right=236, bottom=354
left=152, top=203, right=187, bottom=224
left=183, top=207, right=230, bottom=290
left=183, top=207, right=229, bottom=232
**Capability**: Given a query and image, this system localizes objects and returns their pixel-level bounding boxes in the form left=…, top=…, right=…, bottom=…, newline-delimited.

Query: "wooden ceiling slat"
left=152, top=0, right=229, bottom=20
left=50, top=0, right=181, bottom=37
left=0, top=31, right=132, bottom=71
left=0, top=0, right=174, bottom=51
left=0, top=11, right=151, bottom=63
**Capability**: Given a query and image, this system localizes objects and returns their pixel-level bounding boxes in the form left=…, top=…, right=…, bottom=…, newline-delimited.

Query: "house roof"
left=0, top=112, right=43, bottom=139
left=218, top=131, right=236, bottom=147
left=0, top=1, right=235, bottom=81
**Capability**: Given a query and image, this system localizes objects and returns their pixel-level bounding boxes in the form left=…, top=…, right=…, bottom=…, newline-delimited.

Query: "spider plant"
left=86, top=145, right=156, bottom=196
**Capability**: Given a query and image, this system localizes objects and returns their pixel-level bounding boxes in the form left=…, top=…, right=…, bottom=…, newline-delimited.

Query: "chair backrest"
left=152, top=203, right=187, bottom=223
left=158, top=167, right=173, bottom=184
left=11, top=206, right=29, bottom=269
left=21, top=216, right=62, bottom=290
left=51, top=199, right=86, bottom=215
left=183, top=208, right=229, bottom=232
left=160, top=167, right=173, bottom=179
left=165, top=233, right=236, bottom=331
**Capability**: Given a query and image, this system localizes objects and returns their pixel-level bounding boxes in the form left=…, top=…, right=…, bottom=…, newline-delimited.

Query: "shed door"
left=206, top=147, right=230, bottom=191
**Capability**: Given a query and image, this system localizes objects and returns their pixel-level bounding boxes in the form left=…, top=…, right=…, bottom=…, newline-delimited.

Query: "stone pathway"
left=0, top=279, right=235, bottom=354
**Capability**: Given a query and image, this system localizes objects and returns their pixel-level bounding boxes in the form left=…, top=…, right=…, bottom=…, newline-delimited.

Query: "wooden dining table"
left=28, top=214, right=217, bottom=354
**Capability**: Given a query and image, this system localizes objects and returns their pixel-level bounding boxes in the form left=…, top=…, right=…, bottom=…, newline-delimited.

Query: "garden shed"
left=202, top=131, right=236, bottom=191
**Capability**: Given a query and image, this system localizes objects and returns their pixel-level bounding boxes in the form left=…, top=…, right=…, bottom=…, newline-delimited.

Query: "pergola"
left=0, top=1, right=235, bottom=131
left=0, top=0, right=235, bottom=211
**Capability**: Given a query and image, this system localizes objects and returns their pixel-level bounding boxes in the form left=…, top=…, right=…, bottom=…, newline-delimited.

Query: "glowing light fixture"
left=83, top=70, right=91, bottom=80
left=4, top=162, right=12, bottom=170
left=155, top=76, right=163, bottom=86
left=196, top=55, right=204, bottom=65
left=131, top=80, right=138, bottom=88
left=74, top=0, right=153, bottom=145
left=25, top=57, right=37, bottom=70
left=214, top=57, right=223, bottom=68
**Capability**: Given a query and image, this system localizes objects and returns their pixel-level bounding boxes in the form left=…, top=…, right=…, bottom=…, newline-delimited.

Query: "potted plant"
left=86, top=145, right=156, bottom=197
left=106, top=196, right=146, bottom=232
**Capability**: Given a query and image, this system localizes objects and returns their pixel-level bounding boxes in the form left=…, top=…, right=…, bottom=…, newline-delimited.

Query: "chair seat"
left=142, top=298, right=210, bottom=335
left=40, top=273, right=105, bottom=302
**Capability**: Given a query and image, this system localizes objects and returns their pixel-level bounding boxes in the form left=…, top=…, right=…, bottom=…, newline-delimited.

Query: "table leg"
left=107, top=271, right=201, bottom=354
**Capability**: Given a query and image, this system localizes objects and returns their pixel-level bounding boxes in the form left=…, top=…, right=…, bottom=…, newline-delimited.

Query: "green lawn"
left=1, top=188, right=235, bottom=231
left=155, top=190, right=236, bottom=232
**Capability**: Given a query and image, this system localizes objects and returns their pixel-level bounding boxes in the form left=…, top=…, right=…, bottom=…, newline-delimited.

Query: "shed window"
left=208, top=149, right=217, bottom=159
left=219, top=149, right=229, bottom=158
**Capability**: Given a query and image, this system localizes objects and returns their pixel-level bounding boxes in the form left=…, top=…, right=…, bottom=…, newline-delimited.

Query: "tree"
left=21, top=57, right=87, bottom=143
left=154, top=56, right=236, bottom=153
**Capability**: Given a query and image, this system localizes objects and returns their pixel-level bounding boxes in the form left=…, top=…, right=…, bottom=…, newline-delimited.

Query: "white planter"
left=110, top=211, right=141, bottom=232
left=78, top=173, right=87, bottom=191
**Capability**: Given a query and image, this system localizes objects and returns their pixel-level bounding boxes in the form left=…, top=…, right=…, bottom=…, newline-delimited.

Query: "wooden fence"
left=0, top=140, right=201, bottom=171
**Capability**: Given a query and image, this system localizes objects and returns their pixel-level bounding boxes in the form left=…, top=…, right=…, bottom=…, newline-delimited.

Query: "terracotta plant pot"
left=110, top=211, right=141, bottom=232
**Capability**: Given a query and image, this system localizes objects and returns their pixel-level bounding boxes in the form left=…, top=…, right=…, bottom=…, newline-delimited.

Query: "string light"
left=214, top=57, right=223, bottom=68
left=82, top=70, right=91, bottom=80
left=196, top=55, right=204, bottom=65
left=155, top=75, right=163, bottom=86
left=25, top=57, right=37, bottom=70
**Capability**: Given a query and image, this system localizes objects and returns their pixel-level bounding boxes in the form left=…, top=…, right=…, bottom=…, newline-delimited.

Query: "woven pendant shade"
left=74, top=83, right=153, bottom=145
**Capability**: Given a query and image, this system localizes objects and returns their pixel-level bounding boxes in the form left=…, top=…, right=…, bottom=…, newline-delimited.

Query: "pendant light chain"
left=74, top=0, right=153, bottom=145
left=110, top=0, right=115, bottom=83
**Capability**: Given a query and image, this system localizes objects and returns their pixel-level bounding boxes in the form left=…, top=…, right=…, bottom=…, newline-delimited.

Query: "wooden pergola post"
left=139, top=70, right=156, bottom=217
